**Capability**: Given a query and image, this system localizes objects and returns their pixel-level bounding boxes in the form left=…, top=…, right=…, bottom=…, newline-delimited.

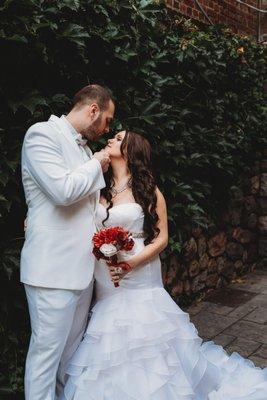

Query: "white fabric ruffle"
left=60, top=287, right=267, bottom=400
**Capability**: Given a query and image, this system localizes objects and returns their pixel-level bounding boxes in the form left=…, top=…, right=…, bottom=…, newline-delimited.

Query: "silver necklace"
left=110, top=179, right=132, bottom=198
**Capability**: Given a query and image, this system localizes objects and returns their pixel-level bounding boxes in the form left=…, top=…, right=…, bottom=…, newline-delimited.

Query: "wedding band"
left=115, top=267, right=122, bottom=274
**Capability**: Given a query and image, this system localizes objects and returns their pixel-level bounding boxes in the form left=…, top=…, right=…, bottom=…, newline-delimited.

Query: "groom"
left=20, top=84, right=115, bottom=399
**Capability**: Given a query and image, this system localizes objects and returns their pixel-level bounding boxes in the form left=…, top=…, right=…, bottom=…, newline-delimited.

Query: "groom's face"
left=82, top=100, right=115, bottom=141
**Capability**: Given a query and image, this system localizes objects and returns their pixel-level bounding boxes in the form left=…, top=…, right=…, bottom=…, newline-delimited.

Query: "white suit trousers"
left=24, top=281, right=94, bottom=400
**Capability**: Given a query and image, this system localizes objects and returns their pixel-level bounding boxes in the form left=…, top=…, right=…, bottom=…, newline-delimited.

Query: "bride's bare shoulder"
left=155, top=187, right=165, bottom=201
left=155, top=187, right=167, bottom=211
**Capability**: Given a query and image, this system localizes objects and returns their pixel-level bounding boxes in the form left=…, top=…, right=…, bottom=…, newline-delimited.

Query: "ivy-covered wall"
left=0, top=0, right=266, bottom=396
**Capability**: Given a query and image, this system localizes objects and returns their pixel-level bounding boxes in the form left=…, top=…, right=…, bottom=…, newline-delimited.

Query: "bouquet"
left=92, top=226, right=134, bottom=287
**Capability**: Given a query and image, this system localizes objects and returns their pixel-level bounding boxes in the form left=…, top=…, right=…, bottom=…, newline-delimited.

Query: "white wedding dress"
left=60, top=202, right=267, bottom=400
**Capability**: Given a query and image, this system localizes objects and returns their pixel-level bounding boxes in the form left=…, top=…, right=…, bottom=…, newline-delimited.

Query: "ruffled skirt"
left=60, top=287, right=267, bottom=400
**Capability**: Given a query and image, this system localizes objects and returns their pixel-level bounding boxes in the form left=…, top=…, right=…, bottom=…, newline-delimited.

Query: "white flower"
left=100, top=243, right=117, bottom=257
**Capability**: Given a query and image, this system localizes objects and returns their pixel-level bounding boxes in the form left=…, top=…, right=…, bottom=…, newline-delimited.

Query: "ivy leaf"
left=0, top=34, right=28, bottom=44
left=9, top=92, right=48, bottom=115
left=58, top=0, right=80, bottom=11
left=61, top=24, right=89, bottom=47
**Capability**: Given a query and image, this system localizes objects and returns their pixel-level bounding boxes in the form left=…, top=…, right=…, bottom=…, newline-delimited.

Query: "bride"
left=60, top=130, right=267, bottom=400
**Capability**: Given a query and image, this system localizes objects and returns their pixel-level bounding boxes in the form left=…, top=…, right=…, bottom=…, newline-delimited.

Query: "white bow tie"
left=75, top=134, right=87, bottom=147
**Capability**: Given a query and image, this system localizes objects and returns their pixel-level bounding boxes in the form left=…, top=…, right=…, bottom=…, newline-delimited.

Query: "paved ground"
left=186, top=269, right=267, bottom=368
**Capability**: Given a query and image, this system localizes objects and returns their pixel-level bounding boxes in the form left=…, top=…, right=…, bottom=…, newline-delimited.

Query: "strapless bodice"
left=94, top=202, right=163, bottom=300
left=95, top=202, right=145, bottom=236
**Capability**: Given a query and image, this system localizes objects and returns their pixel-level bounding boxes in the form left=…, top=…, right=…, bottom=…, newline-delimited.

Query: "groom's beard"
left=82, top=115, right=103, bottom=141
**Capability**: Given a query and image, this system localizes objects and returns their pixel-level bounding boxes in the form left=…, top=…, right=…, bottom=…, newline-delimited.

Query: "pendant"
left=110, top=178, right=132, bottom=198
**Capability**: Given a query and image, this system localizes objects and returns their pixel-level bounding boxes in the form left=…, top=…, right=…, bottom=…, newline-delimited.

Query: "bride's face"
left=105, top=130, right=126, bottom=159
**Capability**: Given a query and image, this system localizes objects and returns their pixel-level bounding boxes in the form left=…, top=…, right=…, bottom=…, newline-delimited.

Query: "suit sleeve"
left=23, top=125, right=106, bottom=206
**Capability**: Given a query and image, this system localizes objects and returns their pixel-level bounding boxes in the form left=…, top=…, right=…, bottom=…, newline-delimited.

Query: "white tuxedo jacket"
left=20, top=115, right=105, bottom=290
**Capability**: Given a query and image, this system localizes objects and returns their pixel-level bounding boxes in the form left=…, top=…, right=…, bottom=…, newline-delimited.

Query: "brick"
left=184, top=0, right=195, bottom=7
left=180, top=4, right=187, bottom=13
left=165, top=0, right=258, bottom=37
left=187, top=6, right=193, bottom=16
left=192, top=8, right=200, bottom=18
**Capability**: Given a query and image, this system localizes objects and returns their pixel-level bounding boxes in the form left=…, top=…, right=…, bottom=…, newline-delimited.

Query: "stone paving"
left=185, top=269, right=267, bottom=368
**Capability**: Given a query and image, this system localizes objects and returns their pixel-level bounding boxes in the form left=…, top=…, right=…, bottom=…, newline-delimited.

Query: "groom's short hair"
left=72, top=84, right=114, bottom=111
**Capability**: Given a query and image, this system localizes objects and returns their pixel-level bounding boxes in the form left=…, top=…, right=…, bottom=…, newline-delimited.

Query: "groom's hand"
left=93, top=149, right=110, bottom=172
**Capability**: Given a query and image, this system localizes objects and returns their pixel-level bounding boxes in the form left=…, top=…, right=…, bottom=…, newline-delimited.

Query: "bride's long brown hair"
left=101, top=131, right=159, bottom=245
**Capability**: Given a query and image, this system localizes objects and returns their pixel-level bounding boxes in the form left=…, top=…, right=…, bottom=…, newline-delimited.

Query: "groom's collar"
left=60, top=115, right=80, bottom=139
left=48, top=114, right=80, bottom=148
left=48, top=115, right=92, bottom=159
left=60, top=116, right=88, bottom=147
left=49, top=114, right=87, bottom=144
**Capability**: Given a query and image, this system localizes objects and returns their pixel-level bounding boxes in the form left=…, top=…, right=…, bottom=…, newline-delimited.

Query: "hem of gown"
left=60, top=287, right=267, bottom=400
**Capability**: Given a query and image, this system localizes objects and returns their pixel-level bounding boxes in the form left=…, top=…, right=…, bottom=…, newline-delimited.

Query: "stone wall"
left=259, top=149, right=267, bottom=263
left=165, top=0, right=260, bottom=37
left=163, top=152, right=267, bottom=304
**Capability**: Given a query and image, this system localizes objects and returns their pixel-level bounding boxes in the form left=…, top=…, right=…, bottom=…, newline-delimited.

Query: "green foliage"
left=0, top=0, right=266, bottom=395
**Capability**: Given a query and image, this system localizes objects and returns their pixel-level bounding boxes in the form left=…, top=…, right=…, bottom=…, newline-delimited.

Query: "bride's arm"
left=127, top=187, right=168, bottom=270
left=107, top=188, right=168, bottom=284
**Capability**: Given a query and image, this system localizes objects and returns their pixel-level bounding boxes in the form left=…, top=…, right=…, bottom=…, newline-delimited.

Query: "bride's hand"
left=106, top=261, right=132, bottom=284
